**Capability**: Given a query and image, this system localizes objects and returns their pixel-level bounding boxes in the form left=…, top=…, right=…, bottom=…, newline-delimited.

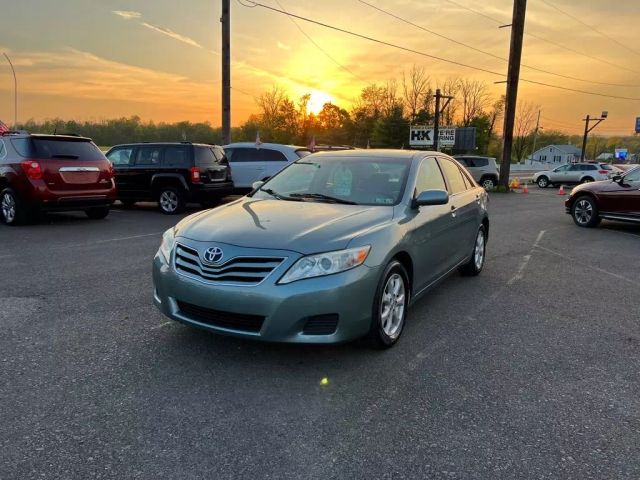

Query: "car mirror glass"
left=612, top=174, right=622, bottom=183
left=415, top=189, right=449, bottom=207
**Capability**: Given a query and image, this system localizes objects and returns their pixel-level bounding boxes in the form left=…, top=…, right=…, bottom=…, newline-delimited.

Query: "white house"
left=531, top=144, right=581, bottom=164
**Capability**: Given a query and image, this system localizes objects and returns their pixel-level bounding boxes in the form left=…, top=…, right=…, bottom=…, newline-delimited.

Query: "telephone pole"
left=498, top=0, right=527, bottom=188
left=580, top=112, right=607, bottom=161
left=433, top=89, right=453, bottom=152
left=530, top=109, right=541, bottom=164
left=221, top=0, right=231, bottom=145
left=3, top=53, right=17, bottom=128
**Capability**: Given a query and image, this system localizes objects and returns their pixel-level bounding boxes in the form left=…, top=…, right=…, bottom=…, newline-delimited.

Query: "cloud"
left=141, top=22, right=203, bottom=49
left=112, top=10, right=142, bottom=20
left=277, top=41, right=291, bottom=51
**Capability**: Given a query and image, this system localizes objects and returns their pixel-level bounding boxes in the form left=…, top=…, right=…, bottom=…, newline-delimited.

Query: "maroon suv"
left=565, top=166, right=640, bottom=227
left=0, top=132, right=116, bottom=225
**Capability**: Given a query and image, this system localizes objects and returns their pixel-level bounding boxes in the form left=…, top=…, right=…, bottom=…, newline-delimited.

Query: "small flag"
left=255, top=131, right=263, bottom=149
left=308, top=135, right=316, bottom=152
left=0, top=120, right=9, bottom=134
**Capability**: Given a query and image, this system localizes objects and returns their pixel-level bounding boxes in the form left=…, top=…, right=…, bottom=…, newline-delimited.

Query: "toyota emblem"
left=202, top=246, right=224, bottom=265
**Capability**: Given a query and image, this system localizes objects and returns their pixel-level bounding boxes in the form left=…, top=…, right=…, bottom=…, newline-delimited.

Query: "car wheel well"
left=392, top=252, right=413, bottom=295
left=482, top=217, right=490, bottom=240
left=581, top=177, right=594, bottom=183
left=152, top=180, right=187, bottom=194
left=480, top=174, right=498, bottom=181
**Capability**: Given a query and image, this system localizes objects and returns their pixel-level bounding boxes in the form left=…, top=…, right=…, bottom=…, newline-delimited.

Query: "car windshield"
left=253, top=156, right=411, bottom=206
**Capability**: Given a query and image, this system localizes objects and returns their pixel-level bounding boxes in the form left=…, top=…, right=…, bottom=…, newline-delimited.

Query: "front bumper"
left=152, top=246, right=381, bottom=343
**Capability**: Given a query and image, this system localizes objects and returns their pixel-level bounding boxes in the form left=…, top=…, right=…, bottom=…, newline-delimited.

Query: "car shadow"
left=600, top=221, right=640, bottom=236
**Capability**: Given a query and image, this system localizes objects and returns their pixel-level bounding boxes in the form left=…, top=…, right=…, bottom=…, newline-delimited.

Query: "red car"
left=565, top=166, right=640, bottom=227
left=0, top=132, right=116, bottom=225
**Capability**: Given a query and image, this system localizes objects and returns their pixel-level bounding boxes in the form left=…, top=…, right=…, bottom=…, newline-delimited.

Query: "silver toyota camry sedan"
left=153, top=150, right=489, bottom=348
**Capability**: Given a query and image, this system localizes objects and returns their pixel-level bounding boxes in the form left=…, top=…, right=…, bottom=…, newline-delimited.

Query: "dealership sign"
left=409, top=126, right=456, bottom=147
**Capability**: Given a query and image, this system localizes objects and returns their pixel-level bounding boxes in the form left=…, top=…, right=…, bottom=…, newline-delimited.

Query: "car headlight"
left=158, top=228, right=175, bottom=263
left=279, top=246, right=371, bottom=284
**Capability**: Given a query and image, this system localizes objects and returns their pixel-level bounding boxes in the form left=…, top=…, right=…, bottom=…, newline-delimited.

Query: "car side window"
left=163, top=146, right=189, bottom=167
left=569, top=165, right=581, bottom=171
left=456, top=158, right=471, bottom=167
left=0, top=139, right=6, bottom=160
left=438, top=158, right=468, bottom=194
left=228, top=148, right=256, bottom=162
left=415, top=157, right=447, bottom=193
left=555, top=165, right=569, bottom=172
left=624, top=169, right=640, bottom=182
left=135, top=146, right=161, bottom=166
left=107, top=148, right=133, bottom=166
left=10, top=138, right=31, bottom=157
left=474, top=158, right=488, bottom=167
left=260, top=149, right=288, bottom=162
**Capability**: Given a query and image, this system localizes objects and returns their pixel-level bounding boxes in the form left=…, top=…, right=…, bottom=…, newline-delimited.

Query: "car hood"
left=176, top=198, right=394, bottom=254
left=570, top=179, right=615, bottom=194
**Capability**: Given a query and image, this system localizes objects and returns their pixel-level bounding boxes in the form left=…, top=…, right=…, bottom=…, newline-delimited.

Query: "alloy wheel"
left=1, top=192, right=16, bottom=224
left=538, top=177, right=548, bottom=188
left=574, top=199, right=593, bottom=225
left=380, top=273, right=406, bottom=339
left=160, top=190, right=179, bottom=213
left=474, top=228, right=486, bottom=270
left=482, top=179, right=495, bottom=190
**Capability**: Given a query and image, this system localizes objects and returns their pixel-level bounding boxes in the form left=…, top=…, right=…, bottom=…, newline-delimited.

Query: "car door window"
left=163, top=146, right=189, bottom=167
left=624, top=169, right=640, bottom=183
left=228, top=148, right=257, bottom=162
left=554, top=165, right=570, bottom=172
left=0, top=139, right=6, bottom=160
left=473, top=158, right=488, bottom=167
left=415, top=157, right=446, bottom=193
left=456, top=158, right=471, bottom=167
left=135, top=146, right=161, bottom=166
left=438, top=158, right=468, bottom=194
left=107, top=148, right=134, bottom=166
left=260, top=149, right=288, bottom=162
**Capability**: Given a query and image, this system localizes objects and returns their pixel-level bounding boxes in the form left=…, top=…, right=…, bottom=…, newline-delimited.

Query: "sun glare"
left=307, top=90, right=334, bottom=115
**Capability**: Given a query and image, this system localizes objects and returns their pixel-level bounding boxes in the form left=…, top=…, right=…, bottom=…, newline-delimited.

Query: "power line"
left=357, top=0, right=640, bottom=88
left=239, top=1, right=640, bottom=101
left=539, top=0, right=640, bottom=58
left=273, top=0, right=369, bottom=84
left=443, top=0, right=640, bottom=75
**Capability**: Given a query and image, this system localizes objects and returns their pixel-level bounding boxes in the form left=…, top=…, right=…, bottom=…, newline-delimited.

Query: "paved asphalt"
left=1, top=189, right=639, bottom=480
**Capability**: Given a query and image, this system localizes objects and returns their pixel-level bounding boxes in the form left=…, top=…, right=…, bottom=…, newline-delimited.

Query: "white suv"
left=223, top=143, right=311, bottom=189
left=533, top=163, right=612, bottom=188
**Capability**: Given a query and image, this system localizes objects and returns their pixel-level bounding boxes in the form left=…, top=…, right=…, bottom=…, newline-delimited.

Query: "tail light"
left=107, top=162, right=114, bottom=177
left=21, top=160, right=42, bottom=180
left=598, top=170, right=608, bottom=175
left=190, top=167, right=201, bottom=183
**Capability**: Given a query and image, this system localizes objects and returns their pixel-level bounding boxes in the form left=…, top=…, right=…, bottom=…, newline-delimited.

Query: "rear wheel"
left=459, top=225, right=487, bottom=276
left=158, top=187, right=185, bottom=215
left=85, top=207, right=110, bottom=220
left=537, top=176, right=549, bottom=188
left=571, top=195, right=601, bottom=228
left=0, top=188, right=28, bottom=226
left=481, top=177, right=496, bottom=190
left=367, top=261, right=409, bottom=349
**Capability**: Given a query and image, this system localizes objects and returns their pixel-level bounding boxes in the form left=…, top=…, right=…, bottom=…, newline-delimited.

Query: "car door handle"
left=451, top=205, right=457, bottom=217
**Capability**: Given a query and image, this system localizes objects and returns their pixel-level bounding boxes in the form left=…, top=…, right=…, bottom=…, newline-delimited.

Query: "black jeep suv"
left=105, top=142, right=233, bottom=214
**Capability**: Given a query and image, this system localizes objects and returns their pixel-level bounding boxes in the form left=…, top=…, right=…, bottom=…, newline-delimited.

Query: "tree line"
left=15, top=66, right=640, bottom=162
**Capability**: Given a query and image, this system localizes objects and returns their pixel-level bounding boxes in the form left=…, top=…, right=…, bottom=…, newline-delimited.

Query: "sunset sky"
left=0, top=0, right=638, bottom=135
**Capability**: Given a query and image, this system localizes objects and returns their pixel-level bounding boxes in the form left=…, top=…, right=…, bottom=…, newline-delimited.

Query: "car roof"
left=310, top=149, right=428, bottom=160
left=223, top=142, right=307, bottom=151
left=108, top=142, right=221, bottom=148
left=1, top=133, right=93, bottom=142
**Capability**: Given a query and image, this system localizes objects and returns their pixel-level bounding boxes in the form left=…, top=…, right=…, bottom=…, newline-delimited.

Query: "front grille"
left=174, top=243, right=284, bottom=285
left=177, top=300, right=265, bottom=333
left=303, top=314, right=339, bottom=335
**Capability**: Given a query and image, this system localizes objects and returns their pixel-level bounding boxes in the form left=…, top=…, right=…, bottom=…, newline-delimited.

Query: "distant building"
left=531, top=144, right=582, bottom=164
left=596, top=152, right=614, bottom=161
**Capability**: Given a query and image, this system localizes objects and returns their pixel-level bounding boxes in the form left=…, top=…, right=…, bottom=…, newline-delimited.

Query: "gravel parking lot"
left=1, top=190, right=639, bottom=479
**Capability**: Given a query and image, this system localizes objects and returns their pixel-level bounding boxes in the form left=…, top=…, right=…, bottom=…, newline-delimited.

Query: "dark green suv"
left=106, top=142, right=233, bottom=214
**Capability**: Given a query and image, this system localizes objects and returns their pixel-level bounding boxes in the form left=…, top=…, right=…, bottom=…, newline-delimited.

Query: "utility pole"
left=530, top=109, right=541, bottom=164
left=581, top=111, right=607, bottom=161
left=221, top=0, right=231, bottom=145
left=3, top=53, right=17, bottom=128
left=498, top=0, right=527, bottom=188
left=433, top=89, right=453, bottom=152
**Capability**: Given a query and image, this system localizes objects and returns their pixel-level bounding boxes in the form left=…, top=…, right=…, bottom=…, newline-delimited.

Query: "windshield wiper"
left=290, top=193, right=357, bottom=205
left=261, top=188, right=301, bottom=201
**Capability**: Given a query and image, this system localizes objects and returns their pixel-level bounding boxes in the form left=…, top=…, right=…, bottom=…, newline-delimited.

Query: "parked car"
left=533, top=162, right=612, bottom=188
left=223, top=142, right=311, bottom=189
left=453, top=155, right=498, bottom=190
left=0, top=132, right=116, bottom=225
left=106, top=143, right=233, bottom=214
left=565, top=166, right=640, bottom=227
left=153, top=150, right=489, bottom=348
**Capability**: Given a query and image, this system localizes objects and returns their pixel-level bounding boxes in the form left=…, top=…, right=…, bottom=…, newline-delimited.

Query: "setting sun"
left=307, top=90, right=334, bottom=115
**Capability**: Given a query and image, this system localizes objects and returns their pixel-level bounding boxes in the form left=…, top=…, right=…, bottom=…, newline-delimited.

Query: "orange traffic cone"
left=523, top=183, right=529, bottom=194
left=558, top=185, right=565, bottom=196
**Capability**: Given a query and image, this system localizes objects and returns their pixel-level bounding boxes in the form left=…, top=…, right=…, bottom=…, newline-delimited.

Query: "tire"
left=537, top=176, right=549, bottom=188
left=0, top=188, right=29, bottom=226
left=85, top=207, right=110, bottom=220
left=581, top=177, right=594, bottom=184
left=481, top=177, right=496, bottom=190
left=158, top=187, right=185, bottom=215
left=571, top=195, right=601, bottom=228
left=120, top=200, right=136, bottom=208
left=367, top=260, right=410, bottom=349
left=459, top=225, right=487, bottom=276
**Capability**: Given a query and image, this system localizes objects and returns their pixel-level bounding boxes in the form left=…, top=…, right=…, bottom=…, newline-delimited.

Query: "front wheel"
left=459, top=225, right=487, bottom=276
left=85, top=207, right=110, bottom=220
left=571, top=195, right=601, bottom=228
left=158, top=187, right=185, bottom=215
left=367, top=261, right=410, bottom=349
left=537, top=176, right=549, bottom=188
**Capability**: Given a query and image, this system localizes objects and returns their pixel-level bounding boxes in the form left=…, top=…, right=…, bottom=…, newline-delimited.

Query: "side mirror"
left=612, top=174, right=622, bottom=183
left=252, top=180, right=265, bottom=191
left=414, top=189, right=449, bottom=207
